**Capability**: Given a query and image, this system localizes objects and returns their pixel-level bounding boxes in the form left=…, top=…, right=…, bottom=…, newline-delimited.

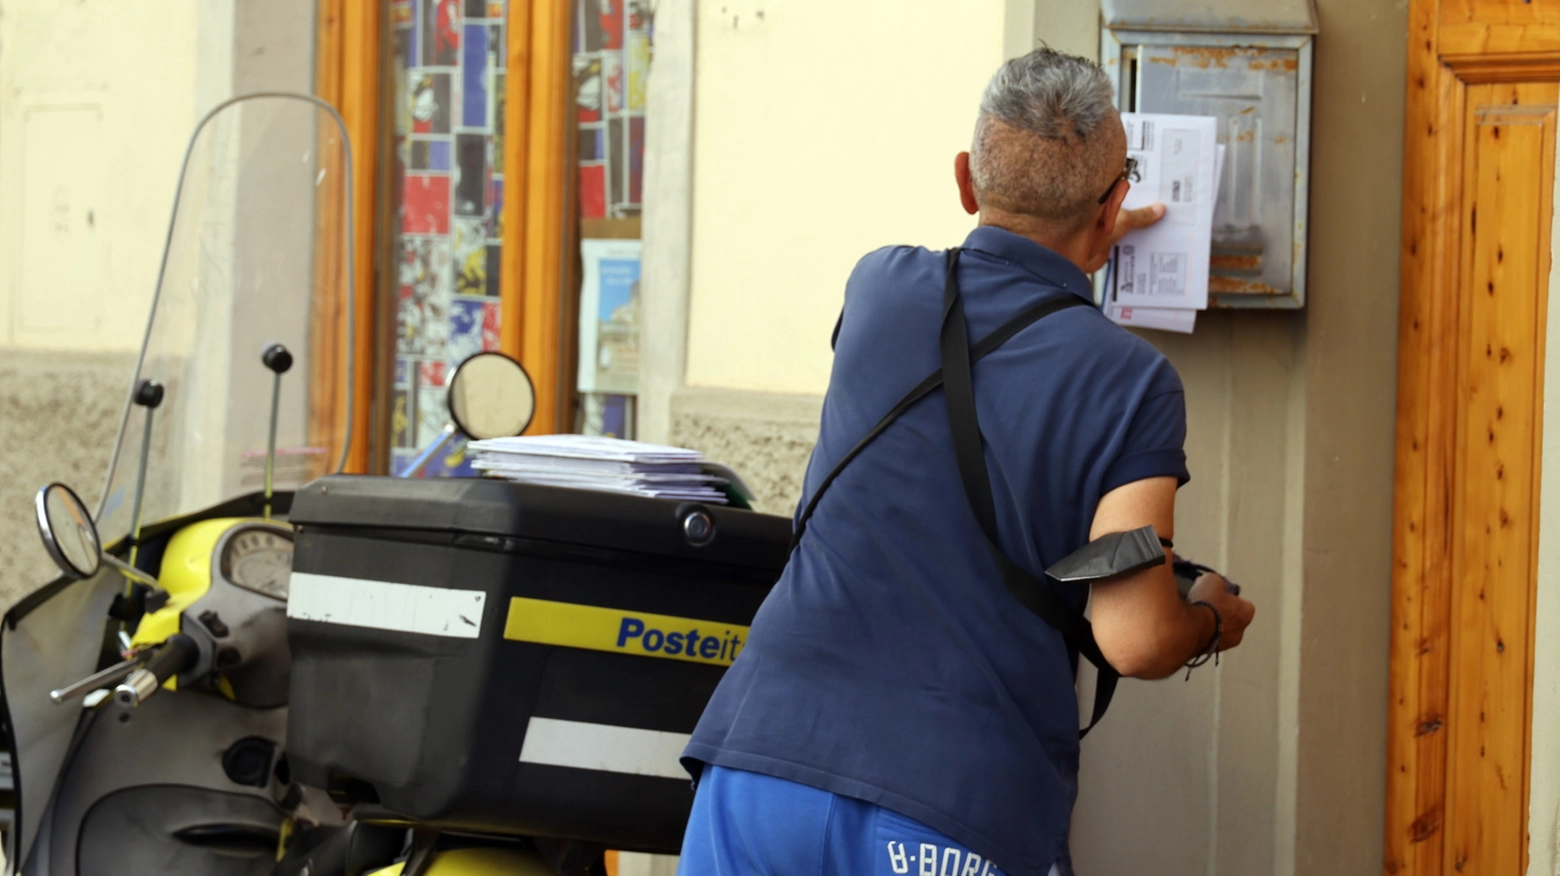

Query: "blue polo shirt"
left=682, top=226, right=1189, bottom=876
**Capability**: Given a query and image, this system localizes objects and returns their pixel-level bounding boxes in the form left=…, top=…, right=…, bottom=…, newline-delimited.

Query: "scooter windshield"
left=95, top=93, right=356, bottom=545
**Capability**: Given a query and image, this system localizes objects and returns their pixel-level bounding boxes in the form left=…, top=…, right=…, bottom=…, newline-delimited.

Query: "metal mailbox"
left=1101, top=0, right=1318, bottom=309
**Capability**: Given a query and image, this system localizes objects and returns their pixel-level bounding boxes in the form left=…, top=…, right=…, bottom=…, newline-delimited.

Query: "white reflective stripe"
left=518, top=717, right=690, bottom=780
left=286, top=572, right=486, bottom=639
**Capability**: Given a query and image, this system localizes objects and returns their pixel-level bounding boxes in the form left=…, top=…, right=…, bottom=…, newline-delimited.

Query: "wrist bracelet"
left=1184, top=600, right=1222, bottom=679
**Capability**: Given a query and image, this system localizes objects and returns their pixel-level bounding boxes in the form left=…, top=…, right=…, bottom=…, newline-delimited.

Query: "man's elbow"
left=1097, top=630, right=1185, bottom=680
left=1090, top=569, right=1199, bottom=679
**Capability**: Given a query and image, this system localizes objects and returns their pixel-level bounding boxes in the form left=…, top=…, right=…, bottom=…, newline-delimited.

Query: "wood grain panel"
left=1441, top=0, right=1560, bottom=56
left=1441, top=23, right=1560, bottom=56
left=1388, top=4, right=1557, bottom=875
left=1444, top=83, right=1555, bottom=876
left=1450, top=0, right=1560, bottom=25
left=1388, top=2, right=1461, bottom=872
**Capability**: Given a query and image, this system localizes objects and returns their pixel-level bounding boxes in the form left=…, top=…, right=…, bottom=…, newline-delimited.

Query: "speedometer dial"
left=220, top=526, right=294, bottom=600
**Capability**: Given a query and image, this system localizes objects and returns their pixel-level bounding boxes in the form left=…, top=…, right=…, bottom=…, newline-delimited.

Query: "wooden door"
left=1388, top=3, right=1560, bottom=874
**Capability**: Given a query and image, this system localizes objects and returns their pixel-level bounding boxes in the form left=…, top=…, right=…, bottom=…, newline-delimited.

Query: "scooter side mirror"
left=448, top=351, right=537, bottom=440
left=400, top=352, right=537, bottom=478
left=35, top=482, right=103, bottom=580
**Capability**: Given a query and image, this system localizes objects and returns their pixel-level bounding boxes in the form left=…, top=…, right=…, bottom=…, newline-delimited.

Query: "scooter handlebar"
left=113, top=634, right=198, bottom=709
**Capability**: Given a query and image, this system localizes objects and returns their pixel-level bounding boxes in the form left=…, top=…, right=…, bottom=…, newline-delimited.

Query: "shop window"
left=317, top=0, right=647, bottom=471
left=385, top=0, right=510, bottom=475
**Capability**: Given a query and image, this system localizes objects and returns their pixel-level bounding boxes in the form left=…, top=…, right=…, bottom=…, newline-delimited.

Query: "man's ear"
left=1076, top=180, right=1136, bottom=275
left=954, top=152, right=980, bottom=216
left=1097, top=178, right=1130, bottom=242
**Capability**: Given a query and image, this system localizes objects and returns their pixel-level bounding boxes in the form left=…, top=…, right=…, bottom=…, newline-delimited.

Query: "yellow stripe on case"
left=502, top=597, right=749, bottom=667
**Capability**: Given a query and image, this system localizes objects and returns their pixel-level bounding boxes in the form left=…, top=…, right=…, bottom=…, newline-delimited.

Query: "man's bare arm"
left=1086, top=477, right=1255, bottom=679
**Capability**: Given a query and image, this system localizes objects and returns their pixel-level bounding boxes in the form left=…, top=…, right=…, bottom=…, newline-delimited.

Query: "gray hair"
left=969, top=48, right=1122, bottom=230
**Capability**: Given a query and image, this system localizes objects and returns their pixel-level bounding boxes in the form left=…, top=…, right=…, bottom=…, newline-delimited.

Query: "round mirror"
left=35, top=483, right=103, bottom=579
left=447, top=352, right=536, bottom=440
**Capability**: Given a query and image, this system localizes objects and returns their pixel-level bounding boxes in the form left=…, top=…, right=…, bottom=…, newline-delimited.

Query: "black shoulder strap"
left=793, top=265, right=1089, bottom=548
left=937, top=249, right=1119, bottom=738
left=792, top=248, right=1115, bottom=738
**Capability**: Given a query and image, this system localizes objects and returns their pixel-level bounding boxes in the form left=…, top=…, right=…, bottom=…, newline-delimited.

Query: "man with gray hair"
left=678, top=48, right=1255, bottom=876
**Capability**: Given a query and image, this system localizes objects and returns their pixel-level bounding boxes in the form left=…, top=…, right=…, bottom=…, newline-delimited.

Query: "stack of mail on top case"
left=469, top=435, right=734, bottom=503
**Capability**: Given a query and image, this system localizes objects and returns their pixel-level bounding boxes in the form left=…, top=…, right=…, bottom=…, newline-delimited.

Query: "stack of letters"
left=470, top=435, right=732, bottom=503
left=1103, top=112, right=1223, bottom=335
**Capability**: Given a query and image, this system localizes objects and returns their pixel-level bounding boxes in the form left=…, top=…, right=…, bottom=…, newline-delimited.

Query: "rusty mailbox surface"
left=1102, top=0, right=1318, bottom=309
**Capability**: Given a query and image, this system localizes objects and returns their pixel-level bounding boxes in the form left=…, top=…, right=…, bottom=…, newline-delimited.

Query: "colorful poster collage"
left=574, top=0, right=651, bottom=221
left=389, top=0, right=507, bottom=476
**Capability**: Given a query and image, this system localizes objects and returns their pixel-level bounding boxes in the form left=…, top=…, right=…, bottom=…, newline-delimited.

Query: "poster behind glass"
left=387, top=0, right=507, bottom=476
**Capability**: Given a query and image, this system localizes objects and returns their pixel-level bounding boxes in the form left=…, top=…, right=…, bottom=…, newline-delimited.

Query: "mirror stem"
left=103, top=555, right=161, bottom=590
left=128, top=400, right=156, bottom=566
left=260, top=344, right=293, bottom=520
left=125, top=381, right=164, bottom=620
left=403, top=423, right=457, bottom=479
left=265, top=370, right=282, bottom=519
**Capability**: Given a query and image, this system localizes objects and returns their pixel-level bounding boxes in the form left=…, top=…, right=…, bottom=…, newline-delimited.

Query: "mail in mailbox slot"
left=1102, top=0, right=1317, bottom=309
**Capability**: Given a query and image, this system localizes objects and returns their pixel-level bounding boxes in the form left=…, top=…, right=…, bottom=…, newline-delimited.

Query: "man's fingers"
left=1117, top=202, right=1166, bottom=234
left=1220, top=598, right=1256, bottom=651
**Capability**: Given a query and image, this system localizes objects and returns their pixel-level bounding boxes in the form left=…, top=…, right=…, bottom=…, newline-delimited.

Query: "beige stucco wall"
left=0, top=351, right=134, bottom=603
left=0, top=0, right=209, bottom=605
left=0, top=0, right=314, bottom=607
left=662, top=0, right=1406, bottom=872
left=0, top=0, right=213, bottom=354
left=1291, top=1, right=1404, bottom=869
left=1083, top=1, right=1406, bottom=872
left=683, top=0, right=1004, bottom=396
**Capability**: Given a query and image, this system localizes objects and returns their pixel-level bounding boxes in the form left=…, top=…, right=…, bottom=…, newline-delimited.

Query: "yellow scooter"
left=3, top=91, right=365, bottom=876
left=7, top=89, right=785, bottom=876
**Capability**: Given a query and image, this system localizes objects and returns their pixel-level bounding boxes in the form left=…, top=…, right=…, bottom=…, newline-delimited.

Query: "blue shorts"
left=677, top=765, right=1031, bottom=876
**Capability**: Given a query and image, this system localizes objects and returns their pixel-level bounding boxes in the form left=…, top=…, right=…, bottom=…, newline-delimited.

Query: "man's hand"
left=1082, top=202, right=1167, bottom=274
left=1186, top=572, right=1255, bottom=653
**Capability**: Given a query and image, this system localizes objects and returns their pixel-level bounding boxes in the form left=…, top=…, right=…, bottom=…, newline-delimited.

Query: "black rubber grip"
left=146, top=634, right=199, bottom=684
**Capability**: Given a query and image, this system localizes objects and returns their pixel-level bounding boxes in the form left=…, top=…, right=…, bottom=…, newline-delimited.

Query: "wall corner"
left=640, top=0, right=696, bottom=445
left=1526, top=95, right=1560, bottom=876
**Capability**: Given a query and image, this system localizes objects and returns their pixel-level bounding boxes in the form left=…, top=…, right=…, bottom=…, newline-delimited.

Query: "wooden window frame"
left=314, top=0, right=381, bottom=473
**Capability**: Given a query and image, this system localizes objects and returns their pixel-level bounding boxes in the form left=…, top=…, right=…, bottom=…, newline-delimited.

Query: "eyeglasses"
left=1097, top=156, right=1141, bottom=204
